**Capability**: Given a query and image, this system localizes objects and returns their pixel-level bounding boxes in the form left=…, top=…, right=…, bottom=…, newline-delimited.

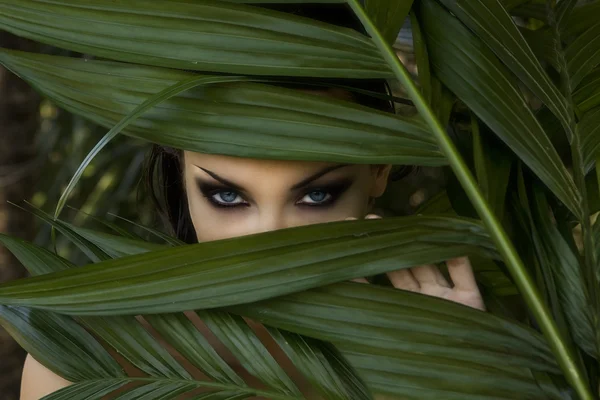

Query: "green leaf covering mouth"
left=0, top=216, right=495, bottom=314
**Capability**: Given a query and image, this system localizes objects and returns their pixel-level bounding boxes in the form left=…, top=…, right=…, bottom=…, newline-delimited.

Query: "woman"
left=20, top=82, right=485, bottom=400
left=20, top=6, right=484, bottom=400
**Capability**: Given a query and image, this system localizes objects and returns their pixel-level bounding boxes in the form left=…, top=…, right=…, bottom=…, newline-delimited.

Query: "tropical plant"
left=0, top=0, right=600, bottom=399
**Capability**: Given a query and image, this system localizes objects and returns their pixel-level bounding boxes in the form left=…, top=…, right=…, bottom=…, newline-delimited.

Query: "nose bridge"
left=254, top=206, right=287, bottom=234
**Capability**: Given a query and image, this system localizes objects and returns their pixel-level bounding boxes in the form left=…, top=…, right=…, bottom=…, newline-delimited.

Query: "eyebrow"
left=193, top=163, right=351, bottom=192
left=195, top=166, right=247, bottom=193
left=290, top=164, right=351, bottom=190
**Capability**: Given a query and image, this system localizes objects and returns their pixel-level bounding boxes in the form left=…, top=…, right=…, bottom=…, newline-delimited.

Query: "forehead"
left=183, top=151, right=341, bottom=176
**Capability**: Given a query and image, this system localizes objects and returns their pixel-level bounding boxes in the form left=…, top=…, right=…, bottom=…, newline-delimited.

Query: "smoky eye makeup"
left=195, top=179, right=249, bottom=208
left=195, top=175, right=356, bottom=210
left=295, top=178, right=354, bottom=208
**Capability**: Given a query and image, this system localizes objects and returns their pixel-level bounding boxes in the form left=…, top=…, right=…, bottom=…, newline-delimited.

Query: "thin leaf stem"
left=60, top=377, right=303, bottom=400
left=346, top=1, right=593, bottom=399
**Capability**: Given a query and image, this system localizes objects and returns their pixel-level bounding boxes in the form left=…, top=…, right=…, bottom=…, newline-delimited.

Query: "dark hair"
left=143, top=145, right=198, bottom=243
left=142, top=3, right=404, bottom=243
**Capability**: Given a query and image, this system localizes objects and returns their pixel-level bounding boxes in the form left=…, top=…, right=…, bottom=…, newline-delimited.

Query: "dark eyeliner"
left=196, top=180, right=247, bottom=208
left=297, top=178, right=354, bottom=207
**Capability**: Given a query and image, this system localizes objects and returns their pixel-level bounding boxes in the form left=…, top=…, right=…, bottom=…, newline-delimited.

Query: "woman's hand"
left=348, top=214, right=486, bottom=311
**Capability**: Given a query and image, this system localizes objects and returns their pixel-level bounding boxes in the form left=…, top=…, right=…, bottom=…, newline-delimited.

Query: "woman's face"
left=183, top=152, right=392, bottom=242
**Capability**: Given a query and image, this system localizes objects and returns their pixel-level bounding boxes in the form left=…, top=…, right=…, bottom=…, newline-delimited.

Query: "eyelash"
left=201, top=184, right=349, bottom=210
left=206, top=191, right=248, bottom=208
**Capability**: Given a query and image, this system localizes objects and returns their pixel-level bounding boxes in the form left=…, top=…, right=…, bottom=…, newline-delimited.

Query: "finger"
left=365, top=213, right=381, bottom=219
left=388, top=269, right=420, bottom=292
left=411, top=264, right=450, bottom=287
left=447, top=257, right=479, bottom=291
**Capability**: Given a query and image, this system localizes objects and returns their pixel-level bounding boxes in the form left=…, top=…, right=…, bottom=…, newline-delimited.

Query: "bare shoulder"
left=20, top=354, right=72, bottom=400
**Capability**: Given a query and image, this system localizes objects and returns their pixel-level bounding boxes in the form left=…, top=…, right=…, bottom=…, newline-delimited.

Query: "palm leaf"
left=409, top=9, right=432, bottom=104
left=0, top=49, right=444, bottom=166
left=10, top=201, right=111, bottom=263
left=555, top=0, right=579, bottom=31
left=0, top=216, right=496, bottom=314
left=364, top=0, right=414, bottom=45
left=520, top=27, right=561, bottom=72
left=42, top=379, right=130, bottom=400
left=0, top=306, right=125, bottom=383
left=266, top=328, right=370, bottom=400
left=1, top=226, right=370, bottom=400
left=0, top=0, right=390, bottom=78
left=573, top=67, right=600, bottom=114
left=1, top=1, right=596, bottom=398
left=436, top=0, right=572, bottom=137
left=66, top=226, right=167, bottom=258
left=564, top=1, right=600, bottom=37
left=141, top=313, right=245, bottom=386
left=233, top=282, right=565, bottom=399
left=579, top=107, right=600, bottom=172
left=417, top=0, right=581, bottom=218
left=0, top=225, right=564, bottom=399
left=528, top=185, right=599, bottom=359
left=66, top=206, right=143, bottom=241
left=0, top=233, right=73, bottom=275
left=17, top=202, right=165, bottom=261
left=471, top=117, right=513, bottom=219
left=565, top=20, right=600, bottom=89
left=196, top=311, right=301, bottom=396
left=106, top=213, right=185, bottom=247
left=347, top=1, right=589, bottom=395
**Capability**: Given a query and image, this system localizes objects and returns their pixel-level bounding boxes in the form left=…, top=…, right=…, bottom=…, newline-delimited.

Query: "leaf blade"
left=0, top=216, right=496, bottom=314
left=364, top=0, right=414, bottom=45
left=437, top=0, right=572, bottom=137
left=0, top=49, right=445, bottom=166
left=418, top=0, right=582, bottom=217
left=0, top=0, right=390, bottom=78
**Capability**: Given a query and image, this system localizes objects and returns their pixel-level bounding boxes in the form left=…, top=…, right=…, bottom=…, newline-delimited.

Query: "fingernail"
left=365, top=214, right=381, bottom=219
left=447, top=256, right=469, bottom=267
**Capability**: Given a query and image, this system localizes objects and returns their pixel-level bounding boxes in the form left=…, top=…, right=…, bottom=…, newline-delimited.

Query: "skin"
left=20, top=91, right=485, bottom=399
left=182, top=151, right=485, bottom=310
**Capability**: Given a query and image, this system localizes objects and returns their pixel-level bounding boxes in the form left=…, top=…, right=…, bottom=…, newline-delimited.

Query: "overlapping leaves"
left=417, top=0, right=581, bottom=218
left=0, top=215, right=497, bottom=314
left=0, top=227, right=370, bottom=400
left=436, top=0, right=572, bottom=137
left=1, top=0, right=599, bottom=398
left=0, top=49, right=444, bottom=166
left=0, top=0, right=390, bottom=78
left=0, top=214, right=566, bottom=399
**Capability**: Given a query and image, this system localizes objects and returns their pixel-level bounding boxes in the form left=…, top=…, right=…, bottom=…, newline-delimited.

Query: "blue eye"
left=298, top=190, right=332, bottom=205
left=211, top=191, right=246, bottom=207
left=218, top=191, right=238, bottom=202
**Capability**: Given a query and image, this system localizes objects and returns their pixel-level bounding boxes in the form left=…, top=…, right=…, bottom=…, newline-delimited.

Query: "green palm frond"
left=0, top=0, right=390, bottom=77
left=0, top=220, right=563, bottom=399
left=2, top=1, right=600, bottom=399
